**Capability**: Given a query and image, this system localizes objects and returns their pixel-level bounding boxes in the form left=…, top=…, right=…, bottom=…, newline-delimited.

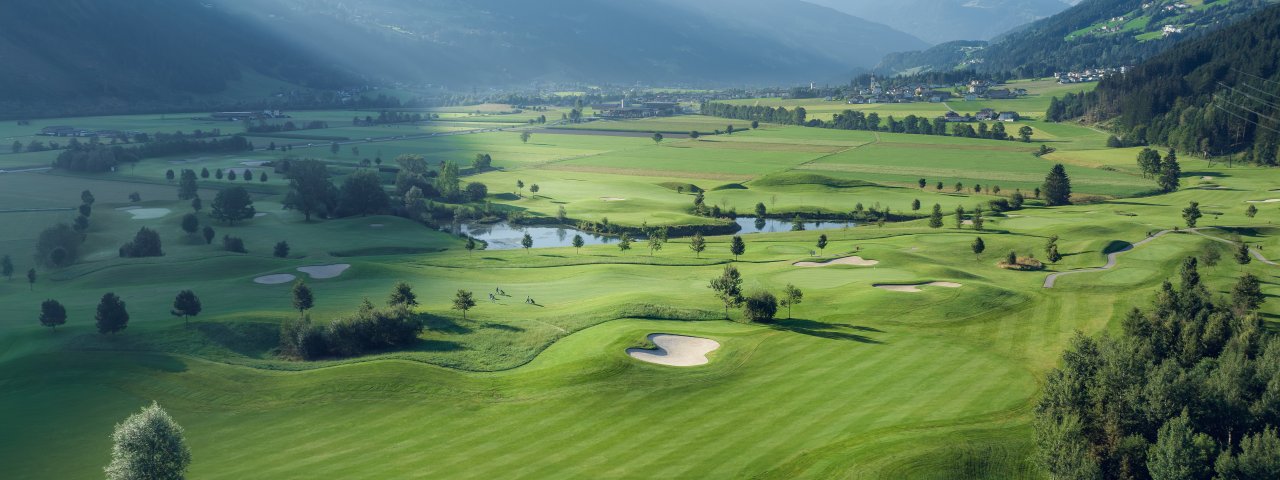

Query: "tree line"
left=53, top=135, right=252, bottom=173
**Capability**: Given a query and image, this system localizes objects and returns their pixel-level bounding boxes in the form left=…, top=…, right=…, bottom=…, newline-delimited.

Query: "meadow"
left=1, top=103, right=1278, bottom=479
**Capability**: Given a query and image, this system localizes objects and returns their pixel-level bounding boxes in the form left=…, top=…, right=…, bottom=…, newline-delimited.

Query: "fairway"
left=4, top=100, right=1280, bottom=479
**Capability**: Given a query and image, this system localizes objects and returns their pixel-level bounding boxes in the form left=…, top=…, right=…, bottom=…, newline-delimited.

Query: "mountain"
left=0, top=0, right=355, bottom=117
left=214, top=0, right=927, bottom=86
left=803, top=0, right=1072, bottom=44
left=873, top=40, right=989, bottom=76
left=978, top=0, right=1278, bottom=76
left=1079, top=4, right=1280, bottom=161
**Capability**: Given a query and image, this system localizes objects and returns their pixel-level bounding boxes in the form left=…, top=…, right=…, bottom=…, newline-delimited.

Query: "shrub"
left=743, top=291, right=779, bottom=323
left=35, top=223, right=82, bottom=267
left=222, top=235, right=247, bottom=253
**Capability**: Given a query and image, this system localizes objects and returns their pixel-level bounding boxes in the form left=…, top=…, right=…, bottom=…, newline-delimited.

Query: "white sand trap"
left=600, top=197, right=627, bottom=201
left=116, top=207, right=171, bottom=220
left=240, top=160, right=270, bottom=167
left=254, top=212, right=269, bottom=218
left=794, top=256, right=879, bottom=267
left=1202, top=176, right=1215, bottom=180
left=369, top=223, right=385, bottom=228
left=297, top=264, right=351, bottom=279
left=961, top=219, right=974, bottom=226
left=253, top=274, right=296, bottom=285
left=1246, top=199, right=1280, bottom=203
left=874, top=281, right=963, bottom=293
left=626, top=334, right=720, bottom=367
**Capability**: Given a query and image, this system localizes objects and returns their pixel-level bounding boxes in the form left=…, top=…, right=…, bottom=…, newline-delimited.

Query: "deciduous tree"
left=95, top=292, right=129, bottom=334
left=105, top=402, right=191, bottom=480
left=39, top=299, right=66, bottom=331
left=709, top=265, right=743, bottom=318
left=171, top=290, right=202, bottom=325
left=730, top=235, right=746, bottom=260
left=210, top=186, right=255, bottom=225
left=453, top=290, right=476, bottom=318
left=780, top=284, right=803, bottom=319
left=292, top=280, right=314, bottom=314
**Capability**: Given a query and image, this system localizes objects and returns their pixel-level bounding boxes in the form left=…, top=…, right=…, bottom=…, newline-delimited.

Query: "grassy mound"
left=710, top=182, right=748, bottom=191
left=752, top=172, right=876, bottom=189
left=656, top=182, right=703, bottom=193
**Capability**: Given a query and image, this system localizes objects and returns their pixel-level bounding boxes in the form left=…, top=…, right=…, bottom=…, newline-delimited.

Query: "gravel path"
left=1043, top=227, right=1276, bottom=288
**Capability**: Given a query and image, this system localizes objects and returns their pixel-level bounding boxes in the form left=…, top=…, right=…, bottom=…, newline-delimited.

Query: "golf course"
left=1, top=96, right=1277, bottom=479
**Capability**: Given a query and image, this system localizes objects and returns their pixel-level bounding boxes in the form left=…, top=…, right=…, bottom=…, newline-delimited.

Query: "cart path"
left=1043, top=227, right=1276, bottom=288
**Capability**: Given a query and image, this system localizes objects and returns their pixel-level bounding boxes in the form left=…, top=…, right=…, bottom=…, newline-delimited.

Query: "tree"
left=1043, top=164, right=1072, bottom=206
left=972, top=237, right=985, bottom=258
left=1182, top=201, right=1202, bottom=228
left=39, top=299, right=67, bottom=331
left=780, top=284, right=803, bottom=319
left=119, top=227, right=163, bottom=258
left=200, top=167, right=209, bottom=179
left=465, top=237, right=478, bottom=256
left=690, top=130, right=700, bottom=140
left=1005, top=251, right=1017, bottom=266
left=755, top=202, right=767, bottom=217
left=1147, top=412, right=1212, bottom=480
left=181, top=213, right=199, bottom=235
left=1235, top=242, right=1252, bottom=265
left=929, top=204, right=943, bottom=228
left=911, top=199, right=921, bottom=211
left=170, top=290, right=202, bottom=325
left=743, top=291, right=779, bottom=323
left=79, top=203, right=92, bottom=218
left=1011, top=192, right=1025, bottom=210
left=1231, top=273, right=1264, bottom=313
left=273, top=241, right=290, bottom=258
left=1047, top=244, right=1062, bottom=263
left=228, top=169, right=238, bottom=181
left=201, top=226, right=215, bottom=245
left=751, top=120, right=760, bottom=129
left=520, top=131, right=532, bottom=144
left=191, top=196, right=202, bottom=213
left=11, top=140, right=21, bottom=153
left=816, top=234, right=828, bottom=253
left=651, top=132, right=664, bottom=144
left=730, top=235, right=746, bottom=260
left=26, top=268, right=35, bottom=291
left=36, top=223, right=82, bottom=267
left=105, top=402, right=191, bottom=480
left=1, top=254, right=13, bottom=280
left=918, top=178, right=927, bottom=189
left=521, top=233, right=533, bottom=253
left=516, top=180, right=525, bottom=196
left=1213, top=427, right=1280, bottom=479
left=95, top=292, right=129, bottom=334
left=177, top=169, right=198, bottom=200
left=435, top=161, right=462, bottom=201
left=337, top=170, right=390, bottom=217
left=1246, top=204, right=1258, bottom=218
left=282, top=159, right=336, bottom=221
left=791, top=215, right=805, bottom=231
left=210, top=186, right=255, bottom=225
left=453, top=289, right=476, bottom=318
left=647, top=233, right=664, bottom=257
left=955, top=205, right=966, bottom=229
left=1158, top=150, right=1181, bottom=193
left=292, top=280, right=314, bottom=314
left=1018, top=125, right=1033, bottom=142
left=973, top=207, right=985, bottom=231
left=529, top=184, right=540, bottom=195
left=389, top=282, right=418, bottom=307
left=330, top=142, right=340, bottom=155
left=259, top=172, right=268, bottom=183
left=165, top=169, right=175, bottom=183
left=572, top=235, right=584, bottom=254
left=689, top=232, right=706, bottom=258
left=618, top=233, right=632, bottom=254
left=465, top=182, right=488, bottom=202
left=709, top=265, right=743, bottom=318
left=215, top=168, right=224, bottom=180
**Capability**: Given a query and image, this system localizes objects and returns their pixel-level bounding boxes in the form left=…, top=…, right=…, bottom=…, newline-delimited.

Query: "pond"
left=455, top=223, right=618, bottom=250
left=458, top=218, right=854, bottom=250
left=735, top=217, right=855, bottom=234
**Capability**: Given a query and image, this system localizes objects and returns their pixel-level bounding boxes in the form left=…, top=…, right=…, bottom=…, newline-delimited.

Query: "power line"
left=1217, top=82, right=1280, bottom=111
left=1214, top=104, right=1280, bottom=136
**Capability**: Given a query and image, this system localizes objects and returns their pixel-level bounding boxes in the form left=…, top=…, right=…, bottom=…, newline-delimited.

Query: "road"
left=1043, top=227, right=1276, bottom=288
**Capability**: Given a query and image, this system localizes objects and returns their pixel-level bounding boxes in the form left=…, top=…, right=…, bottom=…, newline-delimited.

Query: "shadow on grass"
left=421, top=313, right=473, bottom=335
left=193, top=322, right=279, bottom=358
left=480, top=322, right=524, bottom=332
left=770, top=318, right=884, bottom=344
left=1103, top=240, right=1133, bottom=255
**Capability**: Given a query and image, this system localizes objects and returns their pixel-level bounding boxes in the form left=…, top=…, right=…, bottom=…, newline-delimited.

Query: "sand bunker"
left=1246, top=199, right=1280, bottom=203
left=116, top=207, right=171, bottom=220
left=239, top=160, right=270, bottom=167
left=253, top=274, right=297, bottom=285
left=626, top=334, right=720, bottom=367
left=1202, top=176, right=1215, bottom=180
left=369, top=223, right=385, bottom=228
left=254, top=212, right=269, bottom=218
left=297, top=264, right=351, bottom=279
left=794, top=256, right=879, bottom=267
left=873, top=281, right=963, bottom=293
left=600, top=197, right=627, bottom=201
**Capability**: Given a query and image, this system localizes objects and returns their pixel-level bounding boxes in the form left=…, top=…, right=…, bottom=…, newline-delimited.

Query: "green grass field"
left=2, top=103, right=1279, bottom=478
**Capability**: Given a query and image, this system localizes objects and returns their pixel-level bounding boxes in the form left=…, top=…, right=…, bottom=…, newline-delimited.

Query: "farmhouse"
left=998, top=112, right=1021, bottom=122
left=944, top=111, right=973, bottom=122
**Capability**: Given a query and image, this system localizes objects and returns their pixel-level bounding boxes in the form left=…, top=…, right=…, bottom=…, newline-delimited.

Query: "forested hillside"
left=804, top=0, right=1070, bottom=44
left=878, top=0, right=1276, bottom=77
left=1064, top=4, right=1280, bottom=163
left=0, top=0, right=355, bottom=118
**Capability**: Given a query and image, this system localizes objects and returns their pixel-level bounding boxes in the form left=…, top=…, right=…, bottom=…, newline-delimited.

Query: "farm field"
left=2, top=104, right=1279, bottom=479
